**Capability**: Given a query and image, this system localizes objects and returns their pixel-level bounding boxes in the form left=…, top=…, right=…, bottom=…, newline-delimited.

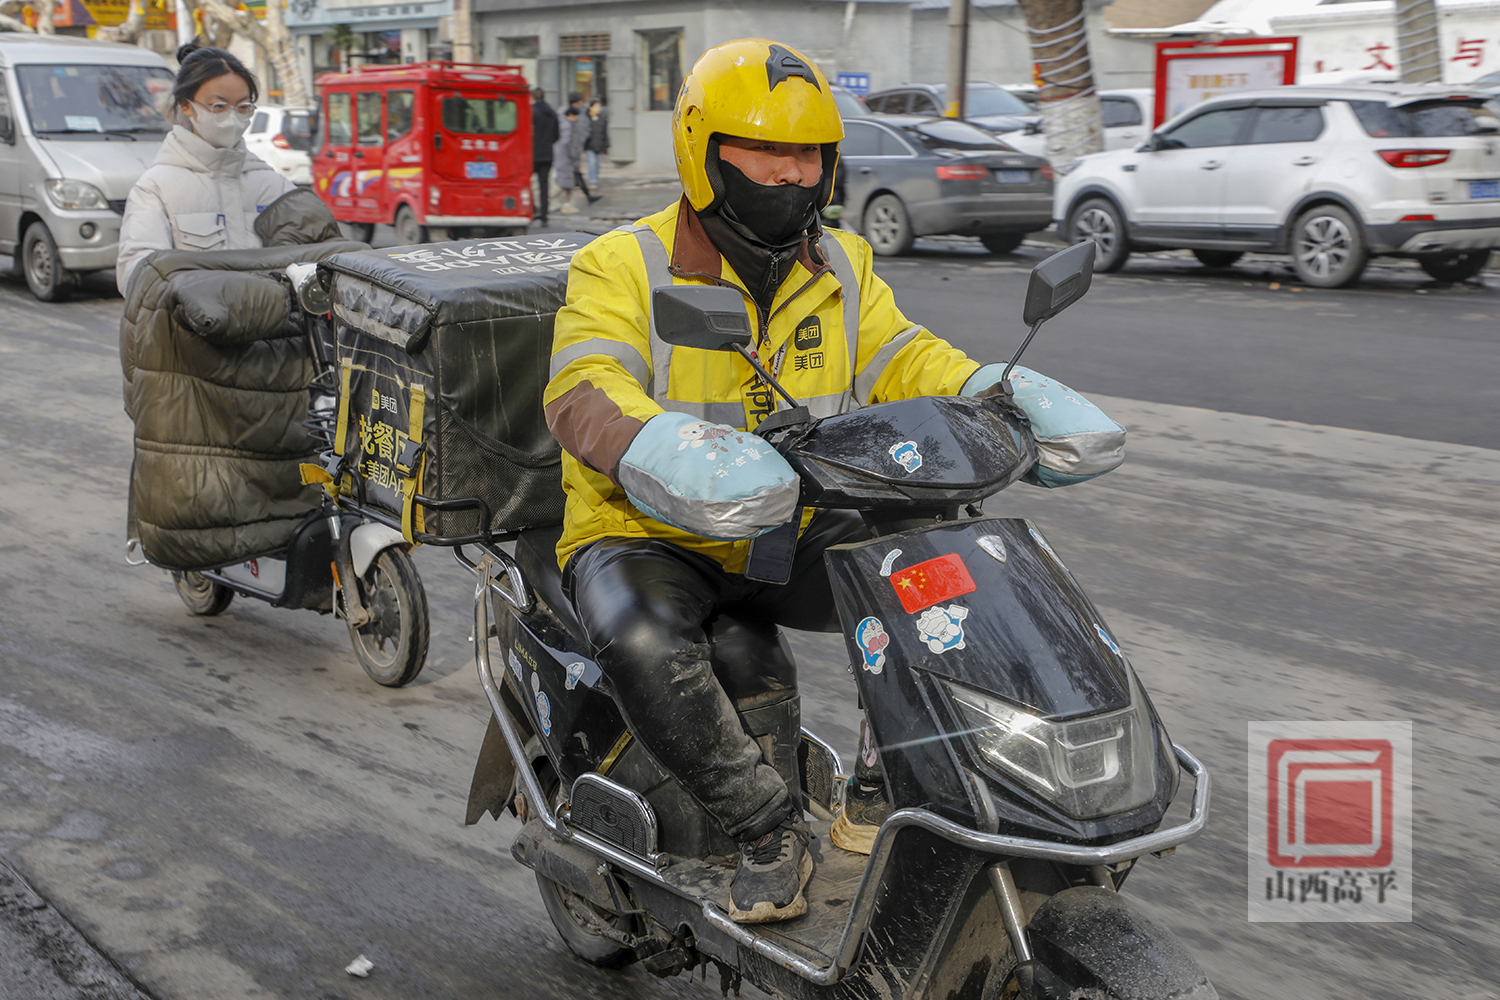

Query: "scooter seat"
left=514, top=525, right=584, bottom=637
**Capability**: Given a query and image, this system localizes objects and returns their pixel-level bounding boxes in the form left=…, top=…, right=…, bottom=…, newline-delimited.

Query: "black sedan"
left=838, top=115, right=1053, bottom=256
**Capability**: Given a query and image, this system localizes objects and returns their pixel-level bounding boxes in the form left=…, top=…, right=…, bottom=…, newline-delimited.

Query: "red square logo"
left=1267, top=739, right=1392, bottom=868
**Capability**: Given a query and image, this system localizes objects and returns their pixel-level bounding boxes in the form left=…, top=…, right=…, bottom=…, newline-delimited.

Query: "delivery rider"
left=543, top=38, right=1125, bottom=923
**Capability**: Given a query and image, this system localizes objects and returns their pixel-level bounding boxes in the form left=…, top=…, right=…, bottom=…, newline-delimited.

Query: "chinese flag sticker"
left=889, top=553, right=976, bottom=614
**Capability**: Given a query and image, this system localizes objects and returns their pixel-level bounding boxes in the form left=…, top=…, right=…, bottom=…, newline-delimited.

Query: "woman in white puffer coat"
left=116, top=43, right=294, bottom=295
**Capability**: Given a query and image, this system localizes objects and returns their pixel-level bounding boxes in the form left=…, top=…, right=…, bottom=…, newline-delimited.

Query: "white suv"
left=243, top=104, right=313, bottom=185
left=1054, top=85, right=1500, bottom=286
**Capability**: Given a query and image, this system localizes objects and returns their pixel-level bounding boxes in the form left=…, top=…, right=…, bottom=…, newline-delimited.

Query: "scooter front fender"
left=349, top=521, right=407, bottom=577
left=1022, top=886, right=1218, bottom=999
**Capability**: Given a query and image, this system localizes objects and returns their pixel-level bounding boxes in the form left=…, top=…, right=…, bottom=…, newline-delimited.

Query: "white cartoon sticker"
left=915, top=604, right=970, bottom=654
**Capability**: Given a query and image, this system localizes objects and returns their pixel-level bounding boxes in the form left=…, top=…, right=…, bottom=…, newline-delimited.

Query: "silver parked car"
left=0, top=33, right=174, bottom=300
left=863, top=82, right=1043, bottom=154
left=839, top=115, right=1053, bottom=256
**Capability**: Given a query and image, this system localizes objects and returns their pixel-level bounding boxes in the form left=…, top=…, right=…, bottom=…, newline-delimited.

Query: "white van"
left=0, top=34, right=173, bottom=300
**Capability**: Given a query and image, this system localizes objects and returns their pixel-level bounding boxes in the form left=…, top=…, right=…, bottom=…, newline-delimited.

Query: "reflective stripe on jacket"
left=544, top=197, right=981, bottom=572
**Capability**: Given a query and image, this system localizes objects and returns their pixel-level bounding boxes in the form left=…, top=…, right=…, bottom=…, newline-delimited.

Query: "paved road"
left=0, top=229, right=1496, bottom=1000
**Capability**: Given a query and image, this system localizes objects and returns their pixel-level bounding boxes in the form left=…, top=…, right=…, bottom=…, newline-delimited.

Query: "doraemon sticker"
left=888, top=440, right=923, bottom=473
left=508, top=650, right=522, bottom=679
left=564, top=661, right=586, bottom=691
left=854, top=617, right=889, bottom=674
left=528, top=670, right=552, bottom=735
left=1028, top=524, right=1060, bottom=562
left=536, top=691, right=552, bottom=736
left=1094, top=624, right=1120, bottom=656
left=915, top=604, right=970, bottom=654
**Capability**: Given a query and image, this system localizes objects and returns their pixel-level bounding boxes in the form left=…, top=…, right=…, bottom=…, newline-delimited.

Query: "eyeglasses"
left=192, top=98, right=257, bottom=119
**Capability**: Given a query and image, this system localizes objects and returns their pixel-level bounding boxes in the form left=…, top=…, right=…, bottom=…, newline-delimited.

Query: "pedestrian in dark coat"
left=584, top=99, right=609, bottom=186
left=531, top=87, right=560, bottom=225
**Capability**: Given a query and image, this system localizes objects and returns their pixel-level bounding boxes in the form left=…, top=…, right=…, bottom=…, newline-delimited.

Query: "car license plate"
left=996, top=169, right=1030, bottom=184
left=465, top=160, right=498, bottom=180
left=1468, top=179, right=1499, bottom=199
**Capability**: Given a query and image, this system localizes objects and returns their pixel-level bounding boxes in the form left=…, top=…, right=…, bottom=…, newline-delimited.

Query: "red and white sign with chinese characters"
left=1275, top=4, right=1500, bottom=84
left=1248, top=721, right=1412, bottom=923
left=1154, top=38, right=1299, bottom=128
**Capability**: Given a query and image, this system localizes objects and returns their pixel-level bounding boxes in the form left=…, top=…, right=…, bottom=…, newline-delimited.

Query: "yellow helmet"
left=673, top=39, right=845, bottom=213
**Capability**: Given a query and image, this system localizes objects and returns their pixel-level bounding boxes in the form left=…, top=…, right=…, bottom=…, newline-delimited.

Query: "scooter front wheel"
left=172, top=571, right=234, bottom=616
left=345, top=548, right=429, bottom=687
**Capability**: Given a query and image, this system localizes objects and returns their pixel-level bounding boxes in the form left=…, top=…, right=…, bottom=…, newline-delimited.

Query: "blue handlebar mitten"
left=617, top=412, right=801, bottom=539
left=962, top=364, right=1125, bottom=487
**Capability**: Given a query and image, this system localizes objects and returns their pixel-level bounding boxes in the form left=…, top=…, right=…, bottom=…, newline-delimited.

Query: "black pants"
left=564, top=511, right=869, bottom=841
left=533, top=161, right=551, bottom=223
left=573, top=168, right=593, bottom=200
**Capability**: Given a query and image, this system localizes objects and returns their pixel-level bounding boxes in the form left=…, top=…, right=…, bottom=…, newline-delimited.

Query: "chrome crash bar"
left=470, top=553, right=1211, bottom=986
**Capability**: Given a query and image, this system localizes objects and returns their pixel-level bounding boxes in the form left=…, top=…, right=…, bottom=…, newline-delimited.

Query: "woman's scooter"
left=462, top=243, right=1217, bottom=999
left=128, top=263, right=430, bottom=687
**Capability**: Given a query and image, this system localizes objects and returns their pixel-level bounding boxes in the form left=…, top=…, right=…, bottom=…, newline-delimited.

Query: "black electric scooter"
left=127, top=262, right=431, bottom=687
left=462, top=243, right=1217, bottom=999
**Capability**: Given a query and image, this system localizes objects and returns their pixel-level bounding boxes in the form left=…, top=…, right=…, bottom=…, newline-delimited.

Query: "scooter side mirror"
left=652, top=285, right=753, bottom=352
left=1022, top=241, right=1095, bottom=326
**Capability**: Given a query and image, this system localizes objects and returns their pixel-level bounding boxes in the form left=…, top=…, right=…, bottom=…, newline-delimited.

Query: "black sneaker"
left=830, top=775, right=891, bottom=855
left=729, top=813, right=812, bottom=924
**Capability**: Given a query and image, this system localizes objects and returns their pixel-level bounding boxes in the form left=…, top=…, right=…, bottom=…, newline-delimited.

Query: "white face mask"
left=188, top=99, right=254, bottom=149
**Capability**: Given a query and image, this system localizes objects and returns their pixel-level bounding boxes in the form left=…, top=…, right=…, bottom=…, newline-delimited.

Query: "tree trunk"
left=263, top=0, right=308, bottom=106
left=1016, top=0, right=1103, bottom=168
left=451, top=0, right=473, bottom=64
left=192, top=0, right=308, bottom=107
left=30, top=0, right=56, bottom=34
left=97, top=0, right=148, bottom=44
left=1394, top=0, right=1442, bottom=83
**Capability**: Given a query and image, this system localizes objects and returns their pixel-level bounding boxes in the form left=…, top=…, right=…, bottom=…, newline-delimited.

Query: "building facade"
left=286, top=0, right=457, bottom=89
left=472, top=0, right=914, bottom=170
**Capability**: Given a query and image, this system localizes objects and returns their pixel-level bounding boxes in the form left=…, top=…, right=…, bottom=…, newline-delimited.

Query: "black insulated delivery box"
left=319, top=235, right=592, bottom=540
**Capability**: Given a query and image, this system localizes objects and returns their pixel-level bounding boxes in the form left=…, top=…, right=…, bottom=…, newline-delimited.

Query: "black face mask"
left=716, top=159, right=820, bottom=247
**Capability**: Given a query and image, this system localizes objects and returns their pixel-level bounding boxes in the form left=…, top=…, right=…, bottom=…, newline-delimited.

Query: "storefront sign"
left=1154, top=37, right=1299, bottom=127
left=287, top=0, right=452, bottom=29
left=39, top=0, right=176, bottom=32
left=837, top=72, right=871, bottom=95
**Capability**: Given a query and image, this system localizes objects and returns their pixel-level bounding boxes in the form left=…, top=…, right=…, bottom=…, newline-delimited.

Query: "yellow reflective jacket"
left=543, top=198, right=981, bottom=572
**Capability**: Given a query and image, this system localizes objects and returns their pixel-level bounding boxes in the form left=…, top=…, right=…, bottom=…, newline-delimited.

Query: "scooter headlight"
left=44, top=179, right=109, bottom=211
left=943, top=675, right=1158, bottom=819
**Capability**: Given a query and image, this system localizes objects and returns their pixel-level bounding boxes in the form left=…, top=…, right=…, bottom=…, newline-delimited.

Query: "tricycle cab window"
left=441, top=95, right=516, bottom=135
left=323, top=91, right=353, bottom=146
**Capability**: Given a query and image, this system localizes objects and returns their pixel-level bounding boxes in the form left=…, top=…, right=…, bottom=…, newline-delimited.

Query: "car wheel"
left=1067, top=198, right=1131, bottom=273
left=1417, top=249, right=1490, bottom=282
left=1192, top=249, right=1243, bottom=269
left=393, top=205, right=427, bottom=246
left=980, top=232, right=1026, bottom=255
left=863, top=194, right=915, bottom=256
left=1289, top=204, right=1368, bottom=288
left=22, top=222, right=75, bottom=302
